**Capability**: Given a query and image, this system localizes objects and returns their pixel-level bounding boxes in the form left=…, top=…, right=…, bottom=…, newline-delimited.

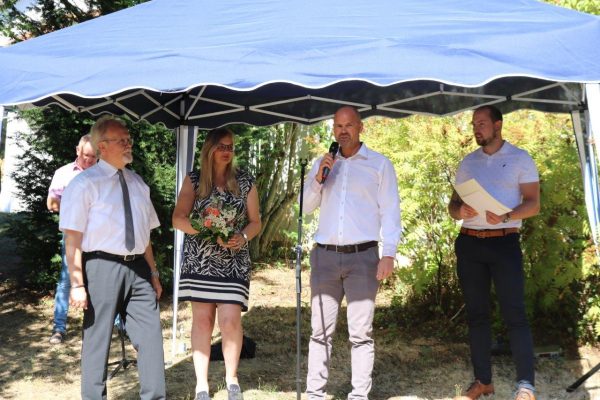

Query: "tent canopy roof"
left=1, top=0, right=599, bottom=128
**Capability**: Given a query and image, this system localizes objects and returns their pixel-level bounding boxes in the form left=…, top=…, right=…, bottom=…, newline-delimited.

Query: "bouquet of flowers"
left=190, top=196, right=238, bottom=243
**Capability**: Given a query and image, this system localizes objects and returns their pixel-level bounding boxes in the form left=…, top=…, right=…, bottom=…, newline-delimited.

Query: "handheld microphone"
left=321, top=142, right=339, bottom=184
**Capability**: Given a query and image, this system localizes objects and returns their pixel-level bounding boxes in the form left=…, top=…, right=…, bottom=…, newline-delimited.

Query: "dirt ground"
left=0, top=266, right=598, bottom=400
left=0, top=212, right=599, bottom=399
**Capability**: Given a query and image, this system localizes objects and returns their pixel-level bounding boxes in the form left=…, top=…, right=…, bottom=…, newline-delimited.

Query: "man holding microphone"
left=302, top=106, right=402, bottom=400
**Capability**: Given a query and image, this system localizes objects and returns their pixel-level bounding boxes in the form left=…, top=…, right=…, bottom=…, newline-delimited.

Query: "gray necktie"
left=117, top=169, right=135, bottom=251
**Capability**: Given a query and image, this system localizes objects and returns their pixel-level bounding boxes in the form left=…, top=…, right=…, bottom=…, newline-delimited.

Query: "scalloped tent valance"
left=0, top=0, right=599, bottom=128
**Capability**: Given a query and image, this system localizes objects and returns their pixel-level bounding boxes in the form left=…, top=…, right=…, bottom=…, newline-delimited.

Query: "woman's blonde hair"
left=197, top=127, right=239, bottom=198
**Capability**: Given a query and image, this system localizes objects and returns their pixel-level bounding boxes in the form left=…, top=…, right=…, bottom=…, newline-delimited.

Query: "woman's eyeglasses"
left=216, top=144, right=234, bottom=152
left=102, top=137, right=134, bottom=147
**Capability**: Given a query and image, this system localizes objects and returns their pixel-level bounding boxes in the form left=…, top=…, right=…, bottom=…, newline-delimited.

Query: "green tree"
left=545, top=0, right=600, bottom=15
left=0, top=0, right=148, bottom=43
left=1, top=0, right=180, bottom=291
left=364, top=111, right=599, bottom=342
left=10, top=108, right=175, bottom=289
left=363, top=116, right=470, bottom=328
left=543, top=0, right=600, bottom=345
left=8, top=109, right=92, bottom=287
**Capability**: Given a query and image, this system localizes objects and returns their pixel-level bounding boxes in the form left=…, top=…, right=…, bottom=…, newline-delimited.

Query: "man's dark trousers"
left=81, top=256, right=166, bottom=400
left=455, top=233, right=535, bottom=385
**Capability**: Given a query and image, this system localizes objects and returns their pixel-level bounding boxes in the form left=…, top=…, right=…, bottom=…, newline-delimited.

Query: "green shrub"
left=10, top=107, right=175, bottom=291
left=363, top=111, right=599, bottom=344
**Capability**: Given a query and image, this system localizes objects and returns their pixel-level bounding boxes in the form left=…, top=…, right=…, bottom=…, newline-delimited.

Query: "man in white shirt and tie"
left=303, top=106, right=402, bottom=400
left=60, top=116, right=165, bottom=400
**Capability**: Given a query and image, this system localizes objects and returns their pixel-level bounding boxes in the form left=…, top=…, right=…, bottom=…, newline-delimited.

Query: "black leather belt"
left=316, top=241, right=378, bottom=254
left=85, top=251, right=145, bottom=263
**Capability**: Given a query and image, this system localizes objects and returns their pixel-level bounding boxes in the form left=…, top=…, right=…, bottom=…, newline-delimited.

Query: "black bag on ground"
left=210, top=335, right=256, bottom=360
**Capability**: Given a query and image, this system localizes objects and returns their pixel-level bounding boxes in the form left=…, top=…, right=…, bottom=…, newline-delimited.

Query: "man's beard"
left=123, top=152, right=133, bottom=164
left=476, top=130, right=497, bottom=146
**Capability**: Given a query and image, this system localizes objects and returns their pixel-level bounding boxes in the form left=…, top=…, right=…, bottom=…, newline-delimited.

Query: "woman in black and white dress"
left=173, top=127, right=261, bottom=400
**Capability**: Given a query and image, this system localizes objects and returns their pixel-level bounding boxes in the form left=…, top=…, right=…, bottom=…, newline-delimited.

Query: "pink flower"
left=204, top=219, right=212, bottom=228
left=206, top=207, right=220, bottom=216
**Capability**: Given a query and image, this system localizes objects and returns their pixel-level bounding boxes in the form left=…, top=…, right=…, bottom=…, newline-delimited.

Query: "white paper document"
left=454, top=178, right=512, bottom=216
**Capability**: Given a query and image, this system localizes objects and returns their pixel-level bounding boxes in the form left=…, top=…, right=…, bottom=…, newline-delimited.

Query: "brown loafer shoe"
left=454, top=380, right=495, bottom=400
left=514, top=387, right=535, bottom=400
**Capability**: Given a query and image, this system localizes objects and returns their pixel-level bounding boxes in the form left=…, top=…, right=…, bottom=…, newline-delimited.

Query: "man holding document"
left=448, top=105, right=540, bottom=400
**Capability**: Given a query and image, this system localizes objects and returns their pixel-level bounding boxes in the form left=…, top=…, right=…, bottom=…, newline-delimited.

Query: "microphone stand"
left=107, top=316, right=136, bottom=379
left=295, top=158, right=308, bottom=400
left=566, top=362, right=600, bottom=392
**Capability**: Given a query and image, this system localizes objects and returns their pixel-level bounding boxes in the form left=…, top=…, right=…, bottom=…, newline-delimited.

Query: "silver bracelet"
left=71, top=284, right=85, bottom=289
left=241, top=231, right=249, bottom=242
left=150, top=270, right=160, bottom=278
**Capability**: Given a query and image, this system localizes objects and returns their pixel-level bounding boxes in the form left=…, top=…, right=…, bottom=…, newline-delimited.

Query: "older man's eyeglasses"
left=102, top=138, right=134, bottom=147
left=216, top=143, right=234, bottom=152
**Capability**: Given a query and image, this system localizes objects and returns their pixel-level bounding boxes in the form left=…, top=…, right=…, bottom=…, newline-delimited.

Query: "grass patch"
left=0, top=256, right=598, bottom=398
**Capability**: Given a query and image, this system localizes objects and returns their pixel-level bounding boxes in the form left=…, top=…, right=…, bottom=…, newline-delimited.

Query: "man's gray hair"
left=77, top=133, right=92, bottom=149
left=90, top=115, right=127, bottom=149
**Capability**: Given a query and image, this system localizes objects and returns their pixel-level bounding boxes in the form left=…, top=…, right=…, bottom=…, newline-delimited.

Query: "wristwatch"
left=502, top=212, right=511, bottom=223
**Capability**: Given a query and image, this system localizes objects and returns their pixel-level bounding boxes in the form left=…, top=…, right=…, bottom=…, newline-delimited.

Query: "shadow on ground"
left=0, top=211, right=598, bottom=399
left=0, top=292, right=598, bottom=399
left=160, top=305, right=599, bottom=400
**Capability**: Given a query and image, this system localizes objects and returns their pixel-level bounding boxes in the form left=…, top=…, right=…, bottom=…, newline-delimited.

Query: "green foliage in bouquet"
left=190, top=196, right=238, bottom=243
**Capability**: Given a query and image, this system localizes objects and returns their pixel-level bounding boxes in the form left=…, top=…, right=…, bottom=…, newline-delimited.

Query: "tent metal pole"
left=171, top=125, right=198, bottom=364
left=565, top=83, right=600, bottom=391
left=586, top=84, right=600, bottom=154
left=572, top=110, right=600, bottom=252
left=295, top=159, right=308, bottom=400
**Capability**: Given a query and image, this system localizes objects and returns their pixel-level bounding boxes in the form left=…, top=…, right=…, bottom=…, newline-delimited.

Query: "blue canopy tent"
left=1, top=0, right=600, bottom=386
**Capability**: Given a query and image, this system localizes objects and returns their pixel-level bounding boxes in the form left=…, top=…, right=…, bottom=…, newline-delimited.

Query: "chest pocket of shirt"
left=130, top=193, right=150, bottom=229
left=347, top=162, right=380, bottom=200
left=91, top=198, right=118, bottom=238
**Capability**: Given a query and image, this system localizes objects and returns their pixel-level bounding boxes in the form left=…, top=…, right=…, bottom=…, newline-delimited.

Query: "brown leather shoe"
left=514, top=387, right=535, bottom=400
left=454, top=380, right=495, bottom=400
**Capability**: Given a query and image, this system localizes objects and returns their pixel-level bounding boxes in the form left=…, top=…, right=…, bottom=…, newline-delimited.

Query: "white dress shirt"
left=303, top=143, right=402, bottom=257
left=456, top=141, right=539, bottom=229
left=59, top=159, right=160, bottom=255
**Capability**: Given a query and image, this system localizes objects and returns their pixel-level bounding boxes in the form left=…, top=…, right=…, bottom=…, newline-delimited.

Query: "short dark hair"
left=475, top=105, right=503, bottom=122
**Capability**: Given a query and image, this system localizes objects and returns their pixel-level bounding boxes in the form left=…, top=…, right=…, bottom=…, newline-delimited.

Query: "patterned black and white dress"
left=178, top=169, right=254, bottom=311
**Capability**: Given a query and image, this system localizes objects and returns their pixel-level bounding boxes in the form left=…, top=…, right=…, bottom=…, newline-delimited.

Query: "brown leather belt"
left=316, top=241, right=378, bottom=253
left=460, top=227, right=519, bottom=238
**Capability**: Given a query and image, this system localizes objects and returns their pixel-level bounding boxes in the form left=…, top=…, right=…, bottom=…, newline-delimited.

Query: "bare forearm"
left=241, top=220, right=261, bottom=241
left=65, top=230, right=84, bottom=286
left=448, top=199, right=463, bottom=220
left=144, top=243, right=162, bottom=298
left=509, top=198, right=540, bottom=221
left=508, top=182, right=540, bottom=221
left=47, top=196, right=60, bottom=212
left=172, top=214, right=199, bottom=235
left=144, top=243, right=158, bottom=272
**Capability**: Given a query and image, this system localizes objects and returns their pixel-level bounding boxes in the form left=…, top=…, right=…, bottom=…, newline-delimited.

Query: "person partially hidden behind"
left=449, top=105, right=540, bottom=400
left=60, top=116, right=165, bottom=399
left=47, top=134, right=96, bottom=344
left=302, top=106, right=402, bottom=400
